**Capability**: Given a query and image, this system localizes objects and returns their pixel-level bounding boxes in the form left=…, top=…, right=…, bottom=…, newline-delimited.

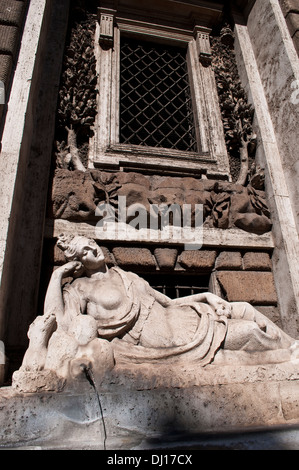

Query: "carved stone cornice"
left=98, top=0, right=225, bottom=30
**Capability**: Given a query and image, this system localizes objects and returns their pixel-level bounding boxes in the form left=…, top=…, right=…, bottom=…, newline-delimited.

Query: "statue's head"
left=57, top=234, right=106, bottom=272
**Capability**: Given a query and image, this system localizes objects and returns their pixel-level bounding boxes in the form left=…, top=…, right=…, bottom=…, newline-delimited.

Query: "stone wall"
left=0, top=0, right=71, bottom=383
left=234, top=0, right=299, bottom=336
left=0, top=0, right=28, bottom=130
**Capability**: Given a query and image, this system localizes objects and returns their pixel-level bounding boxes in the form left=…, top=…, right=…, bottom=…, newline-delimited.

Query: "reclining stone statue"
left=13, top=235, right=299, bottom=392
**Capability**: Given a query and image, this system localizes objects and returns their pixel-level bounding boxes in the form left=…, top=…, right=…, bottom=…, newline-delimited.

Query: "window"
left=89, top=7, right=230, bottom=178
left=119, top=38, right=198, bottom=152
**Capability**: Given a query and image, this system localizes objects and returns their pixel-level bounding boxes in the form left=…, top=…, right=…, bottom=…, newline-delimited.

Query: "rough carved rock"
left=49, top=169, right=107, bottom=220
left=50, top=169, right=272, bottom=235
left=215, top=251, right=243, bottom=270
left=216, top=271, right=278, bottom=305
left=242, top=252, right=272, bottom=271
left=112, top=247, right=156, bottom=270
left=178, top=250, right=217, bottom=271
left=154, top=248, right=178, bottom=270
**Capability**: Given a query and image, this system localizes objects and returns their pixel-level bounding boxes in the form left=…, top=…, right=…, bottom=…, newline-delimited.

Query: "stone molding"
left=234, top=0, right=299, bottom=334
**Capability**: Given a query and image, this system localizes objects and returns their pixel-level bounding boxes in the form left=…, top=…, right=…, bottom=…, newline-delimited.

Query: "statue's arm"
left=149, top=287, right=172, bottom=307
left=172, top=292, right=232, bottom=317
left=44, top=261, right=83, bottom=323
left=137, top=278, right=172, bottom=307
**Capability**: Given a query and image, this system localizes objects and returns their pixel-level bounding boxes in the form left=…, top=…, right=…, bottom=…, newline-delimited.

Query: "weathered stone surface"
left=0, top=25, right=19, bottom=58
left=178, top=250, right=217, bottom=270
left=112, top=247, right=156, bottom=270
left=235, top=0, right=299, bottom=334
left=0, top=54, right=12, bottom=85
left=50, top=169, right=273, bottom=235
left=154, top=248, right=178, bottom=270
left=285, top=11, right=299, bottom=36
left=293, top=30, right=299, bottom=53
left=280, top=0, right=299, bottom=16
left=256, top=306, right=282, bottom=329
left=50, top=169, right=105, bottom=220
left=243, top=252, right=272, bottom=271
left=2, top=362, right=299, bottom=449
left=280, top=381, right=299, bottom=422
left=0, top=0, right=26, bottom=27
left=217, top=271, right=278, bottom=305
left=215, top=251, right=243, bottom=270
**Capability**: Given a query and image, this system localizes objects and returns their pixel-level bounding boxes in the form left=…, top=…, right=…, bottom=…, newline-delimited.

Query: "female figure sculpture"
left=14, top=235, right=299, bottom=390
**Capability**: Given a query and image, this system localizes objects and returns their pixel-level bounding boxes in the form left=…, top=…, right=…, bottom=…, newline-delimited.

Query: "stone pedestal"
left=1, top=362, right=299, bottom=450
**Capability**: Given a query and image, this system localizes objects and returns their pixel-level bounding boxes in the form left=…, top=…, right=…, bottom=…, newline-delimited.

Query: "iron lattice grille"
left=140, top=274, right=210, bottom=299
left=120, top=38, right=198, bottom=152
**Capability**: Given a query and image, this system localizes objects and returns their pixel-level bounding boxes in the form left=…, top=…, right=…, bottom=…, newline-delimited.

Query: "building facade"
left=0, top=0, right=298, bottom=449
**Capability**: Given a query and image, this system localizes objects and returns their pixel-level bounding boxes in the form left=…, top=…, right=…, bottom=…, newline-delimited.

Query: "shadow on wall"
left=145, top=414, right=299, bottom=450
left=90, top=370, right=299, bottom=451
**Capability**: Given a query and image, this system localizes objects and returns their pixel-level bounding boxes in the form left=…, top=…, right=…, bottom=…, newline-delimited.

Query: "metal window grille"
left=140, top=274, right=210, bottom=299
left=120, top=38, right=198, bottom=152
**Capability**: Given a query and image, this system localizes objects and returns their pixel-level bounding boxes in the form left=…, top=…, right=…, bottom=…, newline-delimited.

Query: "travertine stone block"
left=112, top=247, right=156, bottom=270
left=280, top=381, right=299, bottom=421
left=154, top=248, right=178, bottom=270
left=0, top=54, right=12, bottom=84
left=217, top=271, right=278, bottom=305
left=0, top=0, right=26, bottom=27
left=243, top=252, right=272, bottom=271
left=178, top=250, right=217, bottom=271
left=215, top=251, right=242, bottom=270
left=0, top=25, right=19, bottom=58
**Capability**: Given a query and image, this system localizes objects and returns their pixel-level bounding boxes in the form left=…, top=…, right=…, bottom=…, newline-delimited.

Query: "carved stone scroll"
left=98, top=8, right=115, bottom=48
left=194, top=26, right=212, bottom=66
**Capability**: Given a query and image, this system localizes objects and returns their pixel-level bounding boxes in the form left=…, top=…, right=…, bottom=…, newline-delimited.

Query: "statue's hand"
left=205, top=293, right=232, bottom=318
left=54, top=261, right=83, bottom=279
